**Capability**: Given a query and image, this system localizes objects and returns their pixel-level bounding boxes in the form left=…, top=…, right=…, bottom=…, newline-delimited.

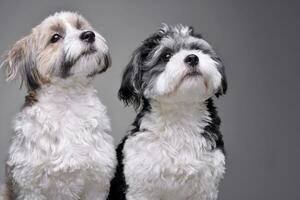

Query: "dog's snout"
left=184, top=54, right=199, bottom=67
left=80, top=31, right=95, bottom=43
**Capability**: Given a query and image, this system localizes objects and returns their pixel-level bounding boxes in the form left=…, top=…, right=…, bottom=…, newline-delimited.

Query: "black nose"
left=80, top=31, right=95, bottom=43
left=184, top=54, right=199, bottom=67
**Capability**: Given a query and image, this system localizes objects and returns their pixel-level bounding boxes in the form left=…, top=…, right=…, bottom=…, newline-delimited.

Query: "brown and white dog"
left=0, top=11, right=116, bottom=200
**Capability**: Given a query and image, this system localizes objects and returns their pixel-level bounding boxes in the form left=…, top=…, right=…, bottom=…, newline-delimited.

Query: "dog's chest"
left=123, top=112, right=225, bottom=196
left=125, top=129, right=215, bottom=180
left=9, top=87, right=114, bottom=173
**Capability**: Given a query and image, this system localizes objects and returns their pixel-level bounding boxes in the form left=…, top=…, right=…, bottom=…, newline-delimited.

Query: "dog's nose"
left=184, top=54, right=199, bottom=67
left=80, top=31, right=95, bottom=43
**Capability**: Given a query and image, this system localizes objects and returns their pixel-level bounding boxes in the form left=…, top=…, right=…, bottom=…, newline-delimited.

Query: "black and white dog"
left=108, top=24, right=227, bottom=200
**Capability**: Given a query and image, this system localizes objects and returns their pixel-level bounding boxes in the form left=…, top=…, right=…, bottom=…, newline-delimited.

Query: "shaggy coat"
left=108, top=24, right=227, bottom=200
left=0, top=11, right=116, bottom=200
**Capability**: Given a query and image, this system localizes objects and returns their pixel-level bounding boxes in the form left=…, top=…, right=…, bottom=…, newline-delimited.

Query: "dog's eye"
left=160, top=52, right=172, bottom=62
left=50, top=33, right=62, bottom=43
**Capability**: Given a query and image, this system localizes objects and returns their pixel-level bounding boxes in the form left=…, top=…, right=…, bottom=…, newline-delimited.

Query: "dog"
left=108, top=24, right=227, bottom=200
left=0, top=11, right=116, bottom=200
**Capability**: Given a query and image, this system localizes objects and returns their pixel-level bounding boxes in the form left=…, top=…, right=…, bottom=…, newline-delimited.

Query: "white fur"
left=123, top=102, right=225, bottom=200
left=123, top=44, right=225, bottom=200
left=1, top=11, right=116, bottom=200
left=36, top=11, right=110, bottom=79
left=5, top=82, right=116, bottom=200
left=154, top=49, right=222, bottom=102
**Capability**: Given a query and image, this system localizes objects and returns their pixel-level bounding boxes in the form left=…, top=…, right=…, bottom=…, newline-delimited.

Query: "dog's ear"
left=118, top=49, right=143, bottom=109
left=215, top=75, right=227, bottom=97
left=215, top=60, right=227, bottom=97
left=119, top=27, right=165, bottom=109
left=1, top=35, right=41, bottom=91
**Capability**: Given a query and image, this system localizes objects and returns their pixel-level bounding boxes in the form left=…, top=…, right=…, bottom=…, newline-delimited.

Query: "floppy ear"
left=215, top=63, right=227, bottom=97
left=215, top=75, right=227, bottom=97
left=119, top=27, right=166, bottom=109
left=2, top=36, right=40, bottom=91
left=118, top=49, right=143, bottom=109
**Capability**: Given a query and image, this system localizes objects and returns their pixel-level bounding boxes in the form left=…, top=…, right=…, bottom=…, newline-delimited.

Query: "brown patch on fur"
left=67, top=14, right=90, bottom=30
left=4, top=31, right=53, bottom=92
left=204, top=79, right=208, bottom=89
left=5, top=37, right=28, bottom=81
left=24, top=90, right=38, bottom=107
left=49, top=21, right=65, bottom=35
left=75, top=17, right=84, bottom=30
left=3, top=12, right=96, bottom=92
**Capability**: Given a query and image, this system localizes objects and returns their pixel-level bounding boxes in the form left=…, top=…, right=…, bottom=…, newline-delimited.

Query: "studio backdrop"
left=0, top=0, right=299, bottom=199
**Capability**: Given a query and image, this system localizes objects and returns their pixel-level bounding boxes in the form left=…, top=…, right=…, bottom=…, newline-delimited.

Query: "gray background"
left=0, top=0, right=299, bottom=199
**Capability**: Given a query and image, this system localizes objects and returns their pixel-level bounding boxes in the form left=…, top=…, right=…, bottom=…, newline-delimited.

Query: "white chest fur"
left=123, top=102, right=225, bottom=200
left=7, top=84, right=116, bottom=199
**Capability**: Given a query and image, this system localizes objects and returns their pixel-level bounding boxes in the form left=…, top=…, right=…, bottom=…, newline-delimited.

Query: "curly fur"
left=0, top=11, right=116, bottom=200
left=108, top=24, right=227, bottom=200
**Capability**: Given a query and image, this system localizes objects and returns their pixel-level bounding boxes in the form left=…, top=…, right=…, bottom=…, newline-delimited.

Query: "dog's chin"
left=81, top=46, right=97, bottom=56
left=69, top=61, right=98, bottom=78
left=155, top=73, right=212, bottom=103
left=71, top=48, right=108, bottom=77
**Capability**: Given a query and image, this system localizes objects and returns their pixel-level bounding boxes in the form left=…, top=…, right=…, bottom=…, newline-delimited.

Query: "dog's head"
left=1, top=11, right=111, bottom=91
left=119, top=24, right=227, bottom=109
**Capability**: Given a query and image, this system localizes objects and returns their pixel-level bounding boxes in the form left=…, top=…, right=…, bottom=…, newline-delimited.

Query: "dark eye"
left=160, top=51, right=172, bottom=62
left=50, top=33, right=62, bottom=43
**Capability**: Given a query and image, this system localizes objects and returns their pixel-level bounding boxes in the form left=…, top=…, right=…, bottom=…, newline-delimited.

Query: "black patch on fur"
left=107, top=102, right=151, bottom=200
left=107, top=136, right=128, bottom=200
left=98, top=54, right=111, bottom=74
left=87, top=54, right=112, bottom=78
left=209, top=53, right=227, bottom=97
left=118, top=31, right=165, bottom=110
left=215, top=75, right=227, bottom=98
left=22, top=56, right=40, bottom=91
left=61, top=53, right=77, bottom=78
left=203, top=98, right=225, bottom=154
left=130, top=99, right=151, bottom=133
left=104, top=54, right=111, bottom=69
